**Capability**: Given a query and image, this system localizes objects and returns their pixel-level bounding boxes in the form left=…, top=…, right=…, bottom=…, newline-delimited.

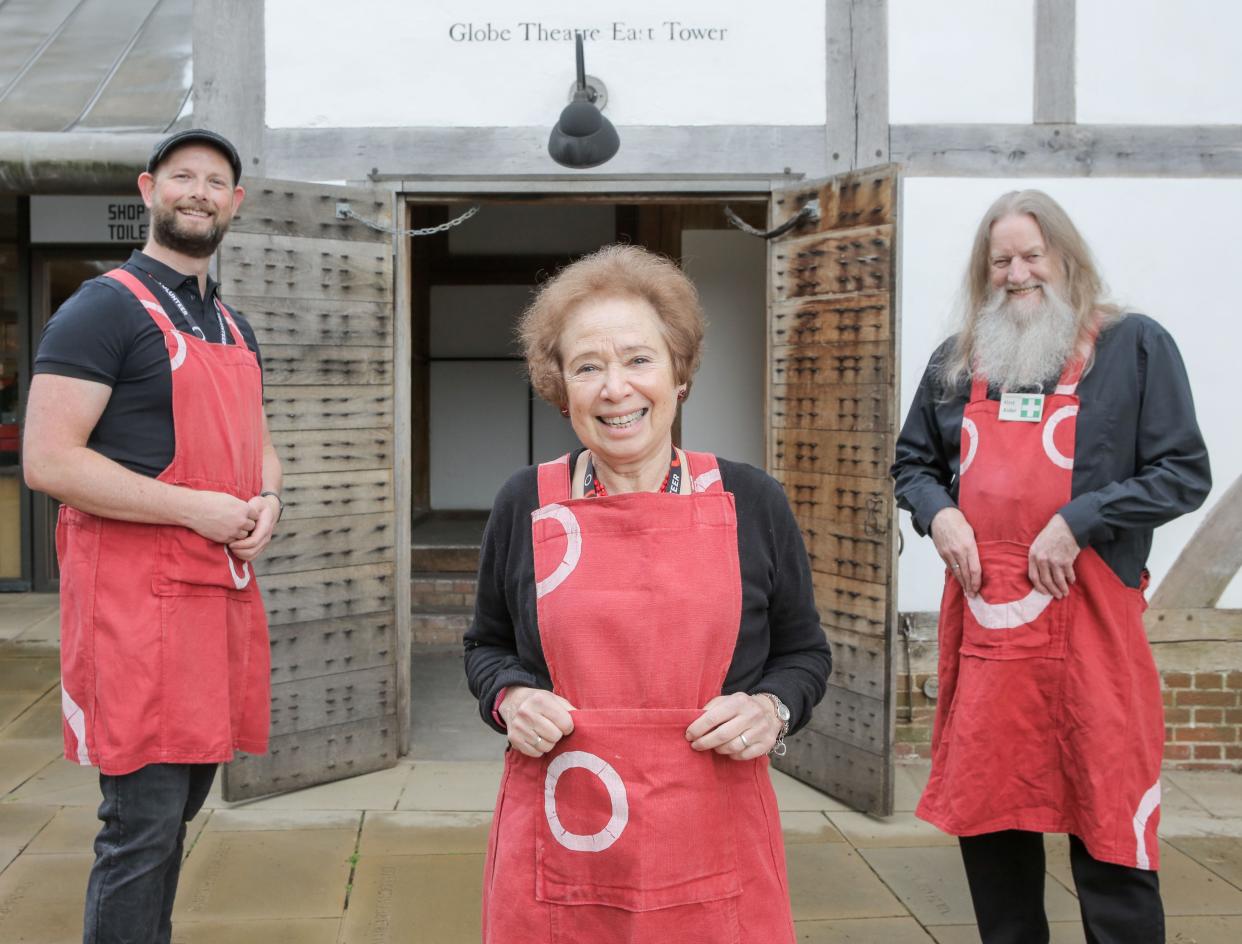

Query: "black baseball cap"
left=147, top=128, right=243, bottom=184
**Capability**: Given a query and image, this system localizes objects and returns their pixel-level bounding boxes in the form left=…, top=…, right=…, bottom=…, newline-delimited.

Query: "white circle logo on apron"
left=544, top=750, right=629, bottom=853
left=1042, top=405, right=1078, bottom=470
left=960, top=417, right=979, bottom=475
left=225, top=548, right=251, bottom=589
left=967, top=587, right=1053, bottom=629
left=532, top=503, right=581, bottom=599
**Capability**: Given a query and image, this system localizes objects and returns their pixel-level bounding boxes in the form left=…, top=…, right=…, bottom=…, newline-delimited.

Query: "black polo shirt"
left=33, top=250, right=262, bottom=478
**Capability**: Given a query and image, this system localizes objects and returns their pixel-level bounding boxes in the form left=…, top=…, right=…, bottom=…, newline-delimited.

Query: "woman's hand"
left=499, top=686, right=576, bottom=758
left=685, top=693, right=781, bottom=760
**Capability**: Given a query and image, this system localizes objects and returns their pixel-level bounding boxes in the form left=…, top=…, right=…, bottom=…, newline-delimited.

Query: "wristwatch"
left=259, top=490, right=284, bottom=523
left=757, top=692, right=791, bottom=757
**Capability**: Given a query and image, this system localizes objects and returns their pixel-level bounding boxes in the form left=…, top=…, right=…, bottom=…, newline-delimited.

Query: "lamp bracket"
left=567, top=76, right=608, bottom=111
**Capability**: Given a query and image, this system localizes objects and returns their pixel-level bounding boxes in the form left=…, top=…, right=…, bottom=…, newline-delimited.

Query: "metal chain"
left=335, top=202, right=481, bottom=237
left=723, top=204, right=816, bottom=240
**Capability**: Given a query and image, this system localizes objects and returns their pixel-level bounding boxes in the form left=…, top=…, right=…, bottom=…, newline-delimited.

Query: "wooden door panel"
left=768, top=165, right=900, bottom=815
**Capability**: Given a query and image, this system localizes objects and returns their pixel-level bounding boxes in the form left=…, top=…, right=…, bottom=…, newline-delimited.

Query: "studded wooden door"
left=216, top=179, right=404, bottom=801
left=767, top=166, right=900, bottom=816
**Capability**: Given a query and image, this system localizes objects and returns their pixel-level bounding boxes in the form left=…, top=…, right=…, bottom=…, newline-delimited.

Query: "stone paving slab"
left=0, top=851, right=92, bottom=944
left=781, top=810, right=846, bottom=844
left=1166, top=771, right=1242, bottom=819
left=228, top=762, right=411, bottom=812
left=398, top=761, right=503, bottom=812
left=1166, top=836, right=1242, bottom=890
left=860, top=845, right=1081, bottom=926
left=1046, top=838, right=1242, bottom=916
left=794, top=916, right=936, bottom=942
left=772, top=769, right=852, bottom=812
left=204, top=810, right=361, bottom=833
left=0, top=688, right=60, bottom=741
left=360, top=810, right=492, bottom=855
left=893, top=764, right=931, bottom=813
left=170, top=918, right=342, bottom=943
left=0, top=802, right=57, bottom=870
left=7, top=756, right=101, bottom=807
left=929, top=924, right=1086, bottom=944
left=786, top=842, right=907, bottom=920
left=0, top=740, right=63, bottom=796
left=827, top=810, right=958, bottom=847
left=173, top=825, right=356, bottom=922
left=341, top=853, right=482, bottom=944
left=1164, top=915, right=1242, bottom=942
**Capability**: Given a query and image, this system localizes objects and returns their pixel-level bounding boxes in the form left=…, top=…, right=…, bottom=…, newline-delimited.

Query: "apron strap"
left=685, top=451, right=724, bottom=493
left=536, top=453, right=573, bottom=505
left=102, top=268, right=180, bottom=334
left=214, top=298, right=248, bottom=348
left=1054, top=328, right=1099, bottom=395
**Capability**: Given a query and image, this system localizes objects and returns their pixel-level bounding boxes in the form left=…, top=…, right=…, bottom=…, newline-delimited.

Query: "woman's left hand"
left=685, top=693, right=781, bottom=760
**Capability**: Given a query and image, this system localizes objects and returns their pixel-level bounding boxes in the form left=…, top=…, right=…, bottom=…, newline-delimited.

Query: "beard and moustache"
left=971, top=282, right=1080, bottom=390
left=150, top=198, right=231, bottom=258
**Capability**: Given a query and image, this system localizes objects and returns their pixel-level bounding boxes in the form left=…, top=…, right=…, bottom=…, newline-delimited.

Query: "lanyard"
left=148, top=275, right=227, bottom=344
left=584, top=445, right=681, bottom=498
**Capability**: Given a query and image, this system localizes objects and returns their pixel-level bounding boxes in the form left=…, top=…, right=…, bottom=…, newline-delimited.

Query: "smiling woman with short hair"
left=464, top=244, right=831, bottom=943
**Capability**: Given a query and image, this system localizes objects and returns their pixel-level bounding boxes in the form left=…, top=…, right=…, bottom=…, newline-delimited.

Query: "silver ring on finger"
left=952, top=563, right=961, bottom=570
left=738, top=732, right=749, bottom=749
left=533, top=734, right=543, bottom=749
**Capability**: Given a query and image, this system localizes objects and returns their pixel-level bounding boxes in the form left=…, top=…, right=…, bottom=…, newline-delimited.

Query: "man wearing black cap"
left=24, top=129, right=280, bottom=944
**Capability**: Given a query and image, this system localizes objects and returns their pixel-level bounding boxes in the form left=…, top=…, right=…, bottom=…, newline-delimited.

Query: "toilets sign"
left=31, top=196, right=149, bottom=245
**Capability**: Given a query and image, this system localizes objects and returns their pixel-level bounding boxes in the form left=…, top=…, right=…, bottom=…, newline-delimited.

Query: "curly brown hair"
left=518, top=244, right=705, bottom=407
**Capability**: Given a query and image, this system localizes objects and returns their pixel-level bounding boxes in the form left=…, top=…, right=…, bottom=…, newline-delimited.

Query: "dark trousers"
left=83, top=763, right=217, bottom=944
left=959, top=830, right=1165, bottom=944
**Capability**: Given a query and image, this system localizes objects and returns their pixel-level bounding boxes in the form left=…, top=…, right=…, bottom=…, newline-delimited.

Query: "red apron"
left=57, top=268, right=270, bottom=775
left=917, top=353, right=1165, bottom=870
left=482, top=452, right=795, bottom=943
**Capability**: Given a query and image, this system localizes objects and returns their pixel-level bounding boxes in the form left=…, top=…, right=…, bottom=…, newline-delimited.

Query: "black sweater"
left=463, top=455, right=832, bottom=735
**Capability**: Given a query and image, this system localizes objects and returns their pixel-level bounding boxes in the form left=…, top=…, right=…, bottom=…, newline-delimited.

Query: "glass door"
left=0, top=198, right=22, bottom=587
left=28, top=251, right=129, bottom=591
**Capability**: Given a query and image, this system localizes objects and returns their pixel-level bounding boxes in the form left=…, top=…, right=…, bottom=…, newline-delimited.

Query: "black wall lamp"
left=548, top=33, right=620, bottom=169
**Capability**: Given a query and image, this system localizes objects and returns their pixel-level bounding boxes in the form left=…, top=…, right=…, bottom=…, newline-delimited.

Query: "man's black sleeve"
left=33, top=280, right=137, bottom=385
left=892, top=340, right=961, bottom=537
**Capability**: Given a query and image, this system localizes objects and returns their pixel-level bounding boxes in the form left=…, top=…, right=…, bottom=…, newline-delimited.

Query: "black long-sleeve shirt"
left=463, top=455, right=832, bottom=735
left=891, top=313, right=1211, bottom=587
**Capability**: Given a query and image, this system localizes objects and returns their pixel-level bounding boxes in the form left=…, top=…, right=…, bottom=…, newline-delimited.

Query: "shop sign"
left=30, top=196, right=148, bottom=245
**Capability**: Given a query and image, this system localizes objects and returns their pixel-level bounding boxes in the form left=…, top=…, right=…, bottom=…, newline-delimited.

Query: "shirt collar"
left=127, top=250, right=220, bottom=302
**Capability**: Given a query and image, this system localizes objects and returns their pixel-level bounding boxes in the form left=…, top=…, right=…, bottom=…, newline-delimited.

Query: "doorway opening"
left=404, top=195, right=770, bottom=761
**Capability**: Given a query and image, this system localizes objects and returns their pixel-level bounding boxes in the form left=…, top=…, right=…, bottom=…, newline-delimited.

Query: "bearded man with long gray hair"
left=892, top=190, right=1210, bottom=944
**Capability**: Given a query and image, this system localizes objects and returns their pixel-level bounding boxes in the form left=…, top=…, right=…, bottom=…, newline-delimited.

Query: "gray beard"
left=972, top=284, right=1078, bottom=390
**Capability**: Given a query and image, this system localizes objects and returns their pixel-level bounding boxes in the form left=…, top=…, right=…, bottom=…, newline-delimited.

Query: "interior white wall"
left=1077, top=0, right=1242, bottom=124
left=898, top=177, right=1242, bottom=612
left=680, top=230, right=766, bottom=469
left=888, top=0, right=1034, bottom=124
left=265, top=0, right=825, bottom=128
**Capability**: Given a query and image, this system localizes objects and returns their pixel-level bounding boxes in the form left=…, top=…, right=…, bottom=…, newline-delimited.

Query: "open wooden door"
left=767, top=165, right=901, bottom=815
left=216, top=179, right=406, bottom=801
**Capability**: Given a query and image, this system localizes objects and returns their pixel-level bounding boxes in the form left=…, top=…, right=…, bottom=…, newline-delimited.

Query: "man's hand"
left=228, top=494, right=280, bottom=561
left=685, top=693, right=781, bottom=760
left=931, top=507, right=981, bottom=597
left=1028, top=513, right=1080, bottom=599
left=500, top=687, right=576, bottom=757
left=187, top=491, right=258, bottom=545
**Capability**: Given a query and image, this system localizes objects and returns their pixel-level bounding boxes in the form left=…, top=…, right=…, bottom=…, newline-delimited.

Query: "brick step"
left=411, top=572, right=478, bottom=610
left=411, top=544, right=480, bottom=573
left=411, top=608, right=472, bottom=646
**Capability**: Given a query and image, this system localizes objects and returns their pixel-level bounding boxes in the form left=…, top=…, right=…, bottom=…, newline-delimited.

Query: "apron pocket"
left=961, top=540, right=1075, bottom=660
left=534, top=708, right=741, bottom=915
left=154, top=525, right=255, bottom=596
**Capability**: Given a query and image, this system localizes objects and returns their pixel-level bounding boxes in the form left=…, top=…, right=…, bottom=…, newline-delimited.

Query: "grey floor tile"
left=341, top=853, right=482, bottom=944
left=397, top=761, right=503, bottom=812
left=827, top=810, right=957, bottom=847
left=795, top=916, right=935, bottom=942
left=0, top=852, right=92, bottom=943
left=929, top=923, right=1086, bottom=944
left=894, top=763, right=931, bottom=813
left=1165, top=771, right=1242, bottom=819
left=782, top=810, right=846, bottom=844
left=168, top=917, right=341, bottom=943
left=1166, top=836, right=1242, bottom=890
left=359, top=810, right=492, bottom=855
left=786, top=843, right=907, bottom=920
left=771, top=769, right=851, bottom=812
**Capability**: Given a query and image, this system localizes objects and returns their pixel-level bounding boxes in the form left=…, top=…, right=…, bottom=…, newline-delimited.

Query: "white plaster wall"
left=680, top=230, right=767, bottom=469
left=898, top=178, right=1242, bottom=612
left=1077, top=0, right=1242, bottom=124
left=888, top=0, right=1034, bottom=124
left=265, top=0, right=825, bottom=128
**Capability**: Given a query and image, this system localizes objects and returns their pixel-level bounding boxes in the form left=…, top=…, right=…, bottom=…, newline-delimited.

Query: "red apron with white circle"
left=482, top=452, right=795, bottom=943
left=57, top=268, right=270, bottom=775
left=916, top=354, right=1165, bottom=870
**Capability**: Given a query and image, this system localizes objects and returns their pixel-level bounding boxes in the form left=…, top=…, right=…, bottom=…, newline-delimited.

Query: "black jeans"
left=959, top=830, right=1165, bottom=944
left=83, top=763, right=217, bottom=944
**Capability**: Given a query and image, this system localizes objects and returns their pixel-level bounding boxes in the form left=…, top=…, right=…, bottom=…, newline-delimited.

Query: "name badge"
left=999, top=392, right=1044, bottom=422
